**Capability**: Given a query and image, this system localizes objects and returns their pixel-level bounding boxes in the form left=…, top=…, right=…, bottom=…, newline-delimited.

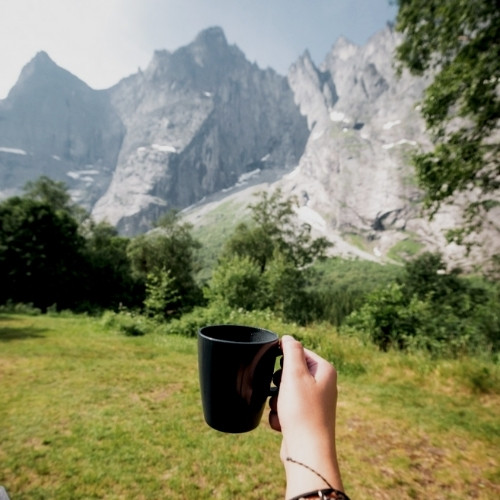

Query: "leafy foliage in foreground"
left=0, top=178, right=201, bottom=315
left=395, top=0, right=500, bottom=245
left=0, top=195, right=86, bottom=309
left=306, top=258, right=403, bottom=326
left=127, top=211, right=203, bottom=319
left=1, top=177, right=499, bottom=360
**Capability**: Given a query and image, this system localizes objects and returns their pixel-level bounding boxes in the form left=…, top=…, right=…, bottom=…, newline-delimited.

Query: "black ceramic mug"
left=198, top=324, right=280, bottom=433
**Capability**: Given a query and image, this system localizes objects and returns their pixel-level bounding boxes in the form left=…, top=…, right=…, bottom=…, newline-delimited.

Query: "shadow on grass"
left=0, top=323, right=46, bottom=342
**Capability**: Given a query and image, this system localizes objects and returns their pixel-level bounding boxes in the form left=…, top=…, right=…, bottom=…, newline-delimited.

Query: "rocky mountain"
left=0, top=27, right=308, bottom=234
left=281, top=28, right=430, bottom=255
left=0, top=51, right=124, bottom=208
left=0, top=25, right=497, bottom=267
left=278, top=27, right=498, bottom=267
left=93, top=27, right=309, bottom=233
left=184, top=26, right=498, bottom=269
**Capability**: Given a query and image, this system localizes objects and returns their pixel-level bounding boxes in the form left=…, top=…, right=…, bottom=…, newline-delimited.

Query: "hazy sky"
left=0, top=0, right=398, bottom=99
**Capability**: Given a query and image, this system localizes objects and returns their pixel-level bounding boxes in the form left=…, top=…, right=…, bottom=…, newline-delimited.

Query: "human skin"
left=268, top=335, right=345, bottom=499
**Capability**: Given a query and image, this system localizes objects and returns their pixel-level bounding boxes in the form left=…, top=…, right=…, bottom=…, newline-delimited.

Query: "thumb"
left=280, top=335, right=308, bottom=378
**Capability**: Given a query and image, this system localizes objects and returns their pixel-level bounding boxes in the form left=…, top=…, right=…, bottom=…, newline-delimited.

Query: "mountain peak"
left=328, top=35, right=359, bottom=62
left=9, top=51, right=59, bottom=96
left=7, top=50, right=89, bottom=101
left=298, top=49, right=313, bottom=63
left=32, top=50, right=52, bottom=63
left=193, top=26, right=227, bottom=47
left=23, top=51, right=59, bottom=74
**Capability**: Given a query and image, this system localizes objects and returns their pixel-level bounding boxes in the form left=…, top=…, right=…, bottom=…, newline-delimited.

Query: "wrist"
left=283, top=453, right=343, bottom=500
left=281, top=427, right=336, bottom=467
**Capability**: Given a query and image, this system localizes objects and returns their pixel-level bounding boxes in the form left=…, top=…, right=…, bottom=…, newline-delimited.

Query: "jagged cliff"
left=281, top=29, right=430, bottom=251
left=0, top=51, right=124, bottom=208
left=0, top=26, right=497, bottom=266
left=0, top=27, right=308, bottom=234
left=278, top=27, right=498, bottom=267
left=93, top=27, right=309, bottom=233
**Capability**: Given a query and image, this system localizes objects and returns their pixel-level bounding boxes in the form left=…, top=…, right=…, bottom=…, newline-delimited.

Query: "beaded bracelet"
left=286, top=457, right=351, bottom=500
left=288, top=488, right=350, bottom=500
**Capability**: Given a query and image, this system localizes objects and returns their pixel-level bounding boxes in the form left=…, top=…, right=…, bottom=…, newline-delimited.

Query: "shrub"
left=0, top=301, right=42, bottom=315
left=101, top=310, right=157, bottom=337
left=204, top=255, right=264, bottom=311
left=262, top=252, right=312, bottom=324
left=344, top=253, right=500, bottom=358
left=307, top=258, right=403, bottom=326
left=144, top=268, right=181, bottom=319
left=160, top=302, right=308, bottom=339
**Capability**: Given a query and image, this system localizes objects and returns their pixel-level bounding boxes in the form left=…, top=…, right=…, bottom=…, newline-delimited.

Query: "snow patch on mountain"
left=0, top=147, right=27, bottom=155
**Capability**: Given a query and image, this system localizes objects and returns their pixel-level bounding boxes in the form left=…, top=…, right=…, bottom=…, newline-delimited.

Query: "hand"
left=269, top=335, right=344, bottom=498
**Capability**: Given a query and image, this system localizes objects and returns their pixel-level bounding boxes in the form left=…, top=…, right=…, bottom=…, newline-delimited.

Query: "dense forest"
left=1, top=176, right=498, bottom=359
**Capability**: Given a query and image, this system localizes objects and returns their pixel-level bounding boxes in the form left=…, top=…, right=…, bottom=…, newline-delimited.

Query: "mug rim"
left=198, top=324, right=279, bottom=344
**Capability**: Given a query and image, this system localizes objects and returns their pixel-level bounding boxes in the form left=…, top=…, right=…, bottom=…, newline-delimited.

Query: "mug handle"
left=268, top=343, right=282, bottom=397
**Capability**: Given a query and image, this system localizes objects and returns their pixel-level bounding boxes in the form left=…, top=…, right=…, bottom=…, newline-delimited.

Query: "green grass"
left=1, top=313, right=499, bottom=499
left=387, top=236, right=425, bottom=262
left=188, top=197, right=252, bottom=284
left=343, top=232, right=369, bottom=252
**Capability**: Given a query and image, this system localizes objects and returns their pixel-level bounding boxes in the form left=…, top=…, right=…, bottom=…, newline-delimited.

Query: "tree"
left=224, top=189, right=331, bottom=271
left=80, top=219, right=140, bottom=310
left=144, top=268, right=181, bottom=319
left=262, top=250, right=312, bottom=324
left=395, top=0, right=500, bottom=245
left=400, top=251, right=464, bottom=304
left=23, top=175, right=87, bottom=222
left=209, top=189, right=331, bottom=323
left=0, top=196, right=86, bottom=309
left=127, top=210, right=202, bottom=316
left=205, top=255, right=264, bottom=311
left=345, top=252, right=499, bottom=356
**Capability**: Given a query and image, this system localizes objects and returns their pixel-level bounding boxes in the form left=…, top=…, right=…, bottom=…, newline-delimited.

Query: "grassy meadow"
left=1, top=313, right=499, bottom=499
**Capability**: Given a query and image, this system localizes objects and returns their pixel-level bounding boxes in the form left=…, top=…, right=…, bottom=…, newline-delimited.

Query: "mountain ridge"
left=0, top=26, right=498, bottom=269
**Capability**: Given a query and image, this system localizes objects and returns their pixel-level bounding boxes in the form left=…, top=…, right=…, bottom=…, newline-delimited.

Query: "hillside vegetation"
left=1, top=179, right=498, bottom=359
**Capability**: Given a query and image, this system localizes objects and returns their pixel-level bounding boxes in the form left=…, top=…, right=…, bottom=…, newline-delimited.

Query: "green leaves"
left=224, top=189, right=331, bottom=271
left=395, top=0, right=500, bottom=244
left=0, top=195, right=85, bottom=310
left=207, top=190, right=331, bottom=324
left=144, top=268, right=181, bottom=320
left=205, top=255, right=263, bottom=311
left=345, top=252, right=499, bottom=356
left=127, top=210, right=202, bottom=317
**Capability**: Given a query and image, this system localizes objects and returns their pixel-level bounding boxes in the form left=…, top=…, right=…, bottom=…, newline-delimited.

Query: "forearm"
left=284, top=447, right=344, bottom=499
left=273, top=337, right=348, bottom=500
left=282, top=433, right=344, bottom=499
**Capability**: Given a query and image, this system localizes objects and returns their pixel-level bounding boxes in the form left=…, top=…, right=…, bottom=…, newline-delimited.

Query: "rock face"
left=283, top=28, right=429, bottom=239
left=0, top=51, right=124, bottom=208
left=92, top=27, right=309, bottom=234
left=280, top=27, right=498, bottom=267
left=0, top=27, right=308, bottom=234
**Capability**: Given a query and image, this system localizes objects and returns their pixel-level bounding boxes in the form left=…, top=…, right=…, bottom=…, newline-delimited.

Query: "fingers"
left=268, top=395, right=281, bottom=431
left=280, top=336, right=337, bottom=387
left=304, top=346, right=337, bottom=382
left=280, top=335, right=308, bottom=377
